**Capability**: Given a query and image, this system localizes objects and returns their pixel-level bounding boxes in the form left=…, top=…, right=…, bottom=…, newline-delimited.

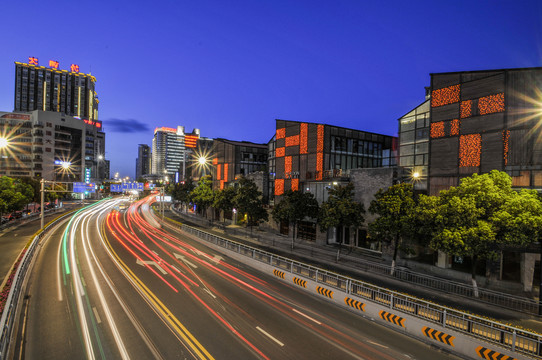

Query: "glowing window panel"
left=503, top=130, right=510, bottom=165
left=300, top=123, right=308, bottom=154
left=217, top=164, right=222, bottom=180
left=450, top=119, right=460, bottom=136
left=276, top=147, right=285, bottom=157
left=185, top=135, right=198, bottom=148
left=460, top=100, right=472, bottom=118
left=275, top=179, right=284, bottom=196
left=317, top=124, right=324, bottom=152
left=316, top=152, right=323, bottom=180
left=285, top=135, right=299, bottom=147
left=285, top=156, right=292, bottom=173
left=276, top=128, right=286, bottom=139
left=478, top=93, right=505, bottom=115
left=431, top=84, right=460, bottom=107
left=430, top=121, right=445, bottom=138
left=224, top=163, right=229, bottom=182
left=291, top=178, right=299, bottom=191
left=459, top=134, right=482, bottom=167
left=70, top=64, right=80, bottom=73
left=212, top=158, right=218, bottom=165
left=220, top=180, right=224, bottom=190
left=28, top=57, right=38, bottom=65
left=48, top=60, right=59, bottom=69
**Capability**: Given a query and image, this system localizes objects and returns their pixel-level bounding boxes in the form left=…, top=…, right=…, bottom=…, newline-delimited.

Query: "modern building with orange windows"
left=403, top=67, right=542, bottom=196
left=269, top=119, right=397, bottom=204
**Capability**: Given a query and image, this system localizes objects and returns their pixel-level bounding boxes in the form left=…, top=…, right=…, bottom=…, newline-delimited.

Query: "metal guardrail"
left=177, top=222, right=542, bottom=359
left=0, top=211, right=74, bottom=360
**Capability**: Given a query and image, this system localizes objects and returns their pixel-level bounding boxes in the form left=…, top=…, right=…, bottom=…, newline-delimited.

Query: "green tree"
left=272, top=190, right=319, bottom=249
left=170, top=179, right=195, bottom=211
left=234, top=177, right=268, bottom=233
left=428, top=170, right=541, bottom=296
left=213, top=186, right=237, bottom=224
left=368, top=183, right=417, bottom=275
left=0, top=176, right=33, bottom=218
left=318, top=183, right=365, bottom=255
left=190, top=175, right=214, bottom=217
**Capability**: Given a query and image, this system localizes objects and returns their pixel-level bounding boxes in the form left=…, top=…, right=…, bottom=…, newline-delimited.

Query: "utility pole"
left=40, top=178, right=45, bottom=229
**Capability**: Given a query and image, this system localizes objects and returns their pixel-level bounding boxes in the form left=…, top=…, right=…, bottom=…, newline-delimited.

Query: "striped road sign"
left=316, top=286, right=333, bottom=299
left=344, top=297, right=365, bottom=312
left=379, top=310, right=405, bottom=327
left=475, top=346, right=517, bottom=360
left=293, top=277, right=307, bottom=288
left=273, top=269, right=285, bottom=279
left=422, top=326, right=455, bottom=346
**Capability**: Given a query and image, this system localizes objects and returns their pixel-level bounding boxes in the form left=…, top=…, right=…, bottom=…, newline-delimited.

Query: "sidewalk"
left=166, top=208, right=542, bottom=334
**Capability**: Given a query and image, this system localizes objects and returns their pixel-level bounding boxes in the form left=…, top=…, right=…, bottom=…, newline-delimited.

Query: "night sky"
left=1, top=1, right=541, bottom=178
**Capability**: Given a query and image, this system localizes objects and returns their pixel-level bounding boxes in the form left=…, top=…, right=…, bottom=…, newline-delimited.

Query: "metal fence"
left=0, top=211, right=74, bottom=360
left=178, top=223, right=542, bottom=359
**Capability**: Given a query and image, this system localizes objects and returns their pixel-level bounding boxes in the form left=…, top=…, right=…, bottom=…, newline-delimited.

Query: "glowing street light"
left=198, top=156, right=207, bottom=165
left=0, top=137, right=8, bottom=148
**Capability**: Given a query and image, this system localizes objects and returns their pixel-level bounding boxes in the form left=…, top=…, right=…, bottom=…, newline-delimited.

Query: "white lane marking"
left=136, top=259, right=167, bottom=274
left=92, top=307, right=102, bottom=324
left=174, top=253, right=198, bottom=268
left=256, top=326, right=284, bottom=347
left=203, top=288, right=216, bottom=299
left=367, top=340, right=388, bottom=349
left=212, top=255, right=223, bottom=264
left=292, top=308, right=322, bottom=325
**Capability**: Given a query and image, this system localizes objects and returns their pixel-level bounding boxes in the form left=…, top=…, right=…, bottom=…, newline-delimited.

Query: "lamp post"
left=0, top=137, right=8, bottom=149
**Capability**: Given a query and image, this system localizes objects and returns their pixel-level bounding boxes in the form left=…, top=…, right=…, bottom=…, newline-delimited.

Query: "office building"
left=151, top=126, right=200, bottom=181
left=136, top=144, right=151, bottom=179
left=0, top=110, right=105, bottom=181
left=14, top=57, right=98, bottom=120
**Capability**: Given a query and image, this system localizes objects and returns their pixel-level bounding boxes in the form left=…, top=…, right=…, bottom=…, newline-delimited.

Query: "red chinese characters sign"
left=70, top=64, right=80, bottom=73
left=29, top=57, right=38, bottom=65
left=49, top=60, right=59, bottom=69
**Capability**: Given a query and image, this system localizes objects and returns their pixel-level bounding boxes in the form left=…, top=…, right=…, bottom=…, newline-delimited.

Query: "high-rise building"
left=135, top=144, right=151, bottom=179
left=0, top=110, right=105, bottom=181
left=14, top=57, right=98, bottom=120
left=151, top=126, right=200, bottom=180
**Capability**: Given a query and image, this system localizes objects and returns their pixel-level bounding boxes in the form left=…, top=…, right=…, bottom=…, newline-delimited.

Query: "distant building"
left=151, top=126, right=200, bottom=181
left=14, top=58, right=98, bottom=120
left=211, top=138, right=268, bottom=190
left=0, top=110, right=105, bottom=181
left=269, top=119, right=397, bottom=204
left=135, top=144, right=151, bottom=179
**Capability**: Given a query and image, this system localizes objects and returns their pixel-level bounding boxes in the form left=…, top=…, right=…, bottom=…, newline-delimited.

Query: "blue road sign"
left=74, top=182, right=96, bottom=193
left=110, top=184, right=122, bottom=192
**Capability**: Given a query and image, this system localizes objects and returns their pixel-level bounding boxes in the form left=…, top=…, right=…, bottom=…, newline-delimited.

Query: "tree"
left=190, top=175, right=214, bottom=217
left=170, top=179, right=195, bottom=211
left=427, top=170, right=541, bottom=296
left=318, top=183, right=365, bottom=255
left=213, top=186, right=237, bottom=224
left=234, top=177, right=268, bottom=233
left=272, top=190, right=319, bottom=249
left=368, top=183, right=418, bottom=275
left=0, top=176, right=34, bottom=218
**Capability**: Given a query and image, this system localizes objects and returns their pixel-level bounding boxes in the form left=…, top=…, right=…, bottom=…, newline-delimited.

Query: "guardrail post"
left=390, top=293, right=393, bottom=309
left=442, top=309, right=446, bottom=328
left=512, top=330, right=516, bottom=352
left=315, top=269, right=319, bottom=283
left=346, top=279, right=350, bottom=294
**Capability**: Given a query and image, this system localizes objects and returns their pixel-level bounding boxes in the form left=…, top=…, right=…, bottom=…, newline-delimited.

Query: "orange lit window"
left=286, top=135, right=299, bottom=147
left=316, top=152, right=323, bottom=180
left=185, top=135, right=198, bottom=148
left=430, top=122, right=445, bottom=138
left=217, top=164, right=222, bottom=180
left=450, top=119, right=460, bottom=136
left=431, top=84, right=460, bottom=107
left=276, top=128, right=286, bottom=139
left=459, top=134, right=481, bottom=167
left=49, top=60, right=59, bottom=69
left=460, top=100, right=472, bottom=118
left=275, top=179, right=284, bottom=196
left=291, top=178, right=299, bottom=191
left=276, top=147, right=285, bottom=157
left=220, top=180, right=224, bottom=190
left=28, top=57, right=38, bottom=65
left=503, top=130, right=510, bottom=165
left=224, top=163, right=229, bottom=182
left=300, top=123, right=308, bottom=154
left=317, top=124, right=324, bottom=152
left=479, top=93, right=505, bottom=115
left=285, top=156, right=292, bottom=173
left=212, top=158, right=218, bottom=165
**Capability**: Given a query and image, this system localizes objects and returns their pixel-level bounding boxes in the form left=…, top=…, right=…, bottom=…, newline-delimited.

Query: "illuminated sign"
left=83, top=119, right=102, bottom=128
left=74, top=182, right=95, bottom=193
left=185, top=134, right=198, bottom=148
left=29, top=57, right=38, bottom=65
left=70, top=64, right=80, bottom=73
left=54, top=160, right=71, bottom=167
left=85, top=168, right=91, bottom=183
left=154, top=127, right=177, bottom=134
left=49, top=60, right=59, bottom=69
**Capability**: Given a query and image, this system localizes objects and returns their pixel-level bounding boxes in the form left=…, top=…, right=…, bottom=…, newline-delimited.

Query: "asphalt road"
left=14, top=196, right=461, bottom=359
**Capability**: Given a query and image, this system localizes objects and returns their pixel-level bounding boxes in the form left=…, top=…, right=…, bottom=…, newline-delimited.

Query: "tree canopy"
left=0, top=176, right=34, bottom=216
left=213, top=186, right=237, bottom=223
left=272, top=189, right=319, bottom=246
left=234, top=177, right=268, bottom=228
left=190, top=175, right=214, bottom=217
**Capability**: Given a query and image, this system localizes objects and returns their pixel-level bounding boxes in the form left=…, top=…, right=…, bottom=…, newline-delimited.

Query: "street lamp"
left=0, top=137, right=8, bottom=148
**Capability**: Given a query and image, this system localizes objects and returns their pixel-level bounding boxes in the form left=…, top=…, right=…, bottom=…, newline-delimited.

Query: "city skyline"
left=1, top=0, right=541, bottom=178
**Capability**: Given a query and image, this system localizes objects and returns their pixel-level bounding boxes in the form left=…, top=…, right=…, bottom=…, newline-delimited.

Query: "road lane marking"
left=367, top=340, right=388, bottom=349
left=93, top=307, right=102, bottom=324
left=256, top=326, right=284, bottom=347
left=175, top=253, right=198, bottom=268
left=203, top=288, right=216, bottom=299
left=136, top=259, right=168, bottom=274
left=292, top=308, right=322, bottom=325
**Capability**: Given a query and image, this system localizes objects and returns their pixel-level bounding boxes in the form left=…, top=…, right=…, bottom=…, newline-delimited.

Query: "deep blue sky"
left=1, top=1, right=541, bottom=178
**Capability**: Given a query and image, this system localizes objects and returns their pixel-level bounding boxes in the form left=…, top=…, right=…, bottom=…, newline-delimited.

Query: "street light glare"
left=0, top=137, right=8, bottom=148
left=61, top=162, right=71, bottom=170
left=412, top=172, right=420, bottom=179
left=198, top=156, right=207, bottom=165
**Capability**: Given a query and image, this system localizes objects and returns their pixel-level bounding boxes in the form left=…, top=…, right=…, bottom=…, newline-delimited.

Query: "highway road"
left=14, top=196, right=461, bottom=359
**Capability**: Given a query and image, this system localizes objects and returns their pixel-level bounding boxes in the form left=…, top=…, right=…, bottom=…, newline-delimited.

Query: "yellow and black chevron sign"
left=344, top=297, right=365, bottom=312
left=273, top=269, right=285, bottom=279
left=475, top=346, right=517, bottom=360
left=316, top=286, right=333, bottom=298
left=379, top=310, right=405, bottom=327
left=293, top=277, right=307, bottom=288
left=422, top=326, right=454, bottom=347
